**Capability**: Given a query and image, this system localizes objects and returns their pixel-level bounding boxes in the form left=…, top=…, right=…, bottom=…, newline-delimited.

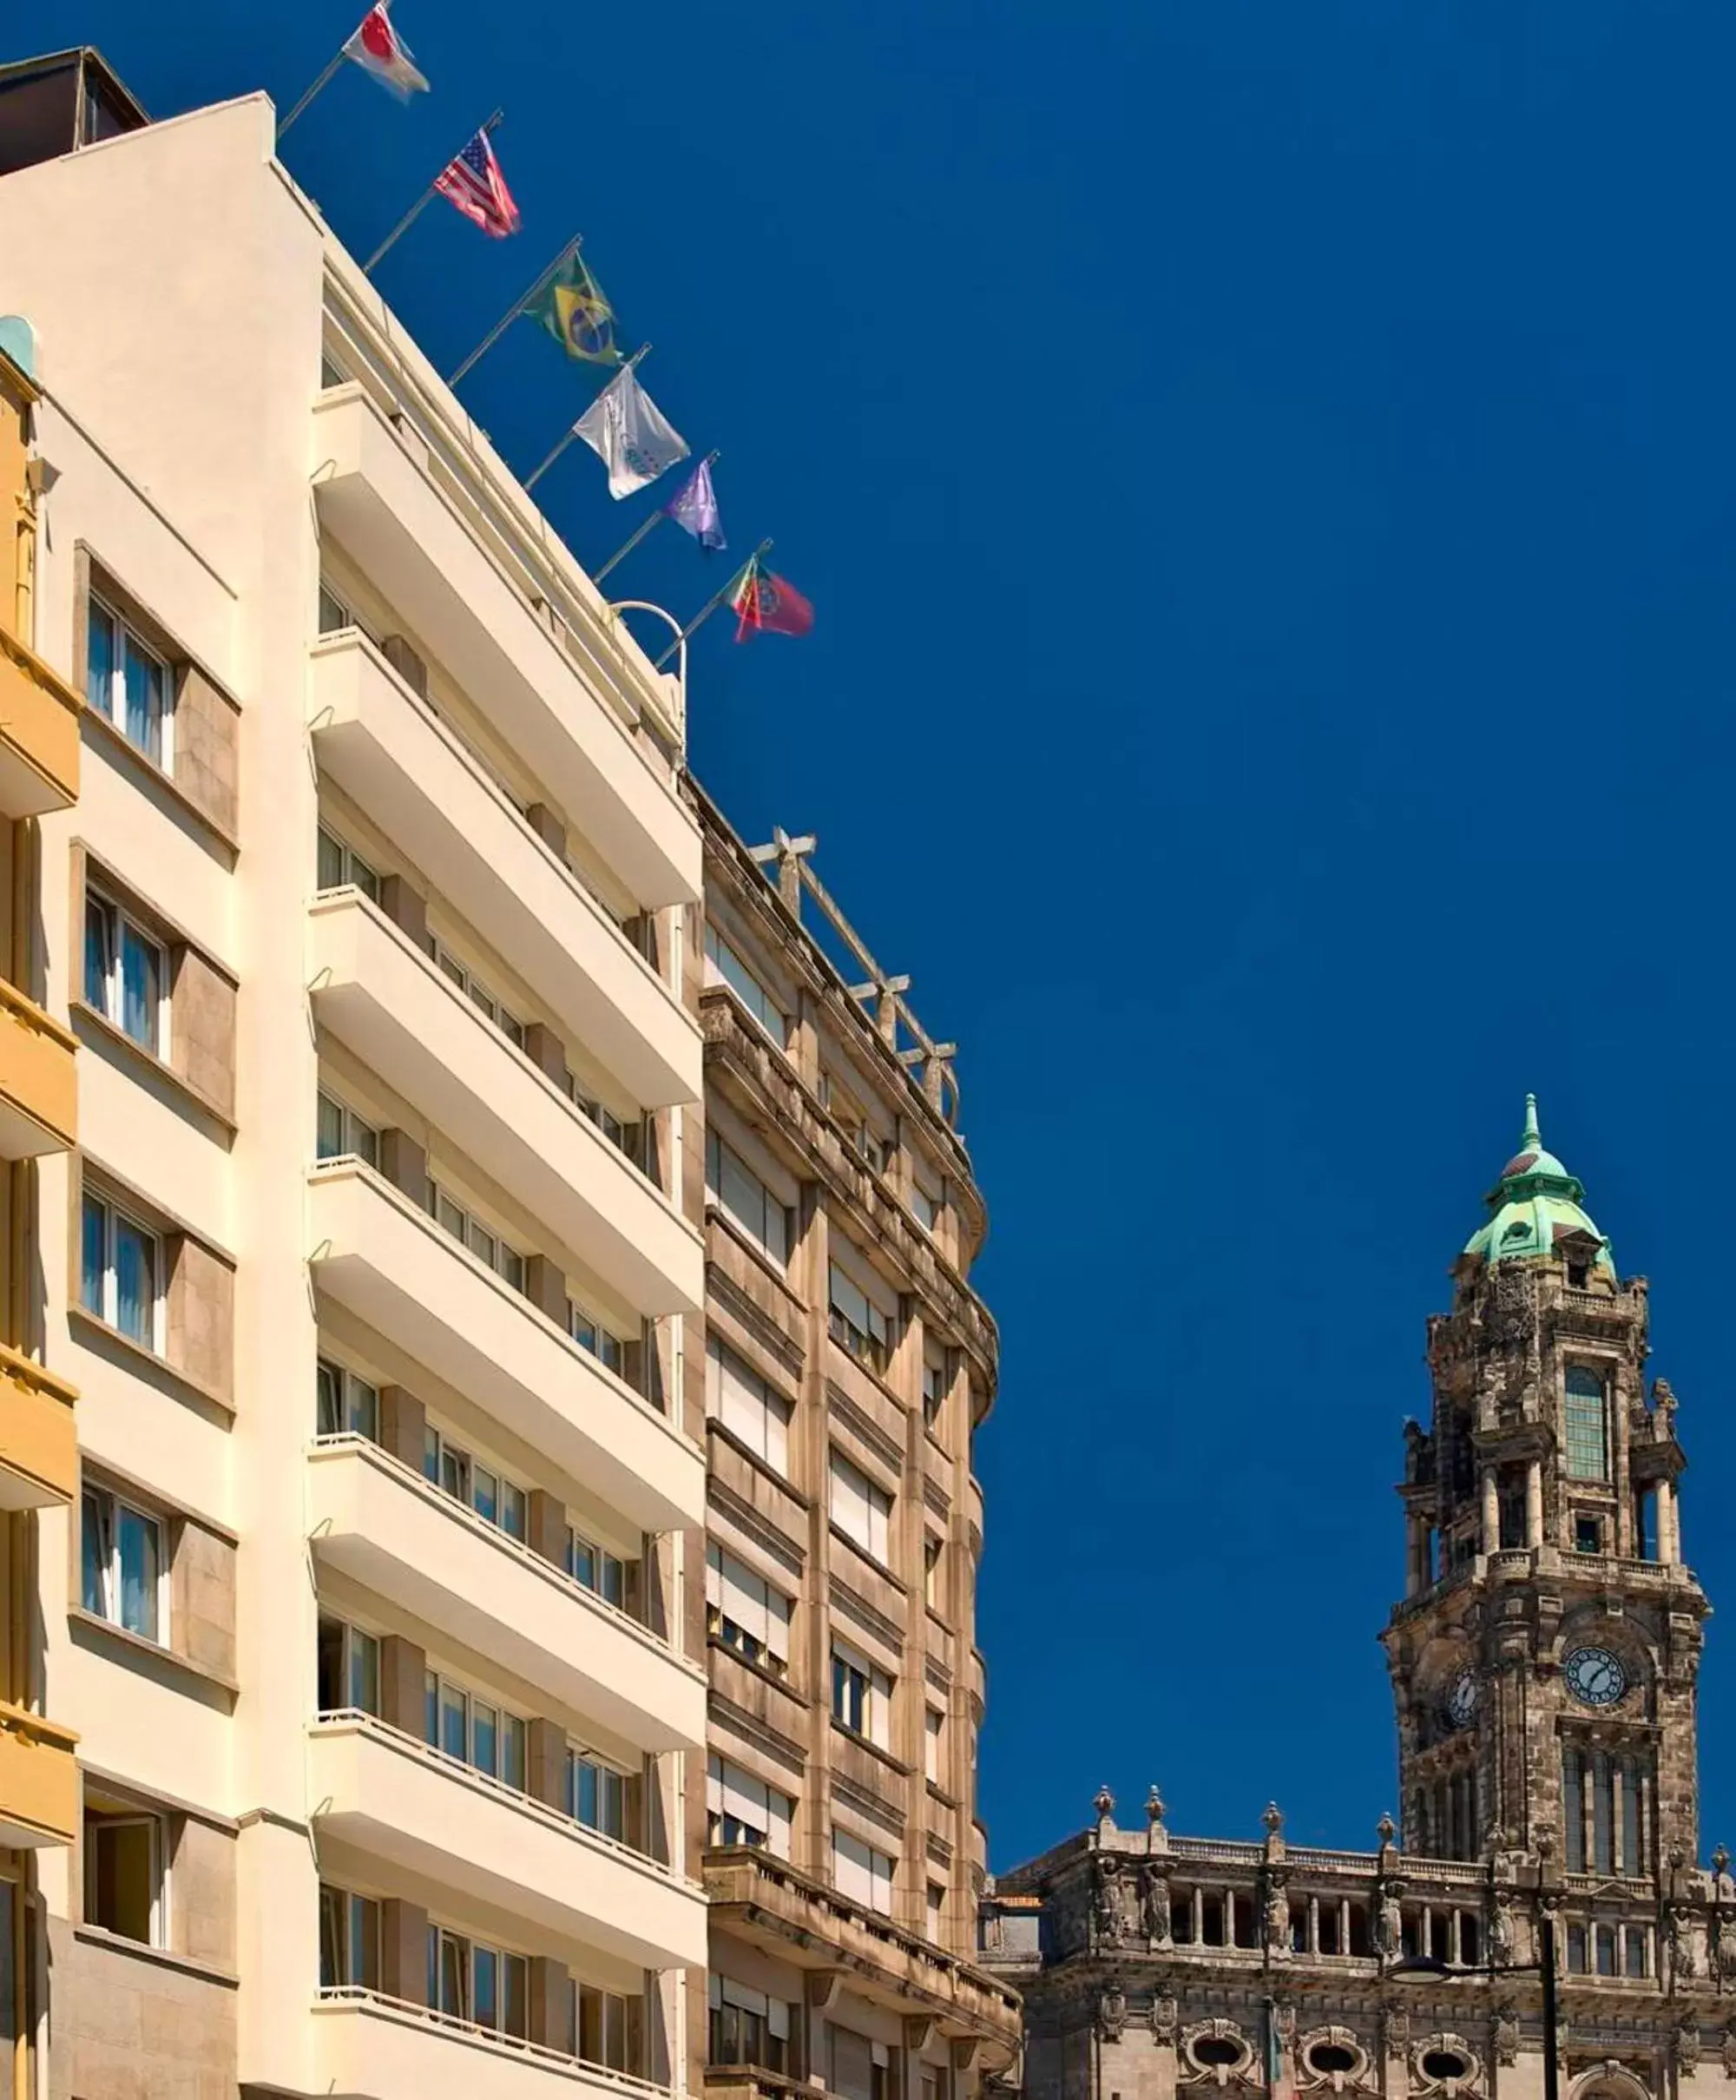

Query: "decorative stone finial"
left=1377, top=1812, right=1396, bottom=1847
left=1094, top=1784, right=1115, bottom=1823
left=1713, top=1845, right=1729, bottom=1877
left=1146, top=1786, right=1166, bottom=1827
left=1263, top=1802, right=1283, bottom=1835
left=1522, top=1093, right=1542, bottom=1152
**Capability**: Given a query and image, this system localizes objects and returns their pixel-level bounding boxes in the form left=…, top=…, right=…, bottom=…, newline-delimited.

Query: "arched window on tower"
left=1564, top=1366, right=1611, bottom=1483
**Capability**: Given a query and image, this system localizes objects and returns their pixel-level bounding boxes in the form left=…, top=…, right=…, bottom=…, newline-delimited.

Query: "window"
left=565, top=1527, right=630, bottom=1610
left=704, top=925, right=786, bottom=1046
left=1575, top=1514, right=1602, bottom=1556
left=923, top=1350, right=948, bottom=1434
left=81, top=1484, right=166, bottom=1642
left=427, top=1925, right=528, bottom=2039
left=707, top=1754, right=793, bottom=1856
left=829, top=1451, right=891, bottom=1564
left=87, top=596, right=172, bottom=767
left=831, top=1643, right=892, bottom=1749
left=317, top=1616, right=381, bottom=1717
left=319, top=583, right=362, bottom=637
left=927, top=1881, right=946, bottom=1940
left=925, top=1705, right=945, bottom=1784
left=706, top=1131, right=791, bottom=1265
left=319, top=1884, right=379, bottom=1990
left=911, top=1182, right=939, bottom=1234
left=575, top=1981, right=639, bottom=2073
left=431, top=938, right=527, bottom=1052
left=80, top=1190, right=162, bottom=1352
left=709, top=1973, right=791, bottom=2071
left=83, top=1800, right=165, bottom=1945
left=707, top=1339, right=792, bottom=1475
left=423, top=1673, right=527, bottom=1793
left=706, top=1544, right=792, bottom=1671
left=422, top=1425, right=527, bottom=1542
left=566, top=1748, right=629, bottom=1840
left=1565, top=1366, right=1611, bottom=1482
left=317, top=1358, right=378, bottom=1441
left=1562, top=1744, right=1647, bottom=1875
left=568, top=1300, right=625, bottom=1376
left=316, top=824, right=380, bottom=904
left=83, top=892, right=166, bottom=1055
left=564, top=1077, right=643, bottom=1168
left=832, top=1829, right=895, bottom=1915
left=829, top=1264, right=891, bottom=1373
left=427, top=1182, right=526, bottom=1294
left=316, top=1089, right=378, bottom=1170
left=924, top=1536, right=942, bottom=1610
left=1624, top=1925, right=1649, bottom=1978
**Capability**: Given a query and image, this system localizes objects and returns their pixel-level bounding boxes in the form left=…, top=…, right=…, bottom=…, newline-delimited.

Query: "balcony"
left=309, top=1715, right=707, bottom=1970
left=0, top=979, right=75, bottom=1159
left=308, top=890, right=701, bottom=1315
left=702, top=1850, right=1022, bottom=2060
left=0, top=1342, right=76, bottom=1509
left=307, top=1162, right=704, bottom=1534
left=0, top=629, right=80, bottom=819
left=307, top=1435, right=704, bottom=1752
left=0, top=1703, right=78, bottom=1847
left=312, top=388, right=700, bottom=908
left=312, top=1989, right=674, bottom=2100
left=310, top=632, right=699, bottom=1109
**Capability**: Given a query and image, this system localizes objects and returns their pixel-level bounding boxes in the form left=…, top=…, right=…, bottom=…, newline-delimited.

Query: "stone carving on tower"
left=980, top=1100, right=1729, bottom=2100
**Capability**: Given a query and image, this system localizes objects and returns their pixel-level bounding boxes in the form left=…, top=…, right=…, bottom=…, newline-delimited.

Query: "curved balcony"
left=307, top=1435, right=704, bottom=1752
left=310, top=1713, right=706, bottom=1970
left=307, top=1162, right=704, bottom=1534
left=308, top=890, right=700, bottom=1316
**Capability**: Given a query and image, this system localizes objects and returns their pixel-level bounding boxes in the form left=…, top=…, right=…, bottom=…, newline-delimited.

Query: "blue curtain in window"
left=83, top=899, right=113, bottom=1013
left=79, top=1489, right=108, bottom=1616
left=119, top=926, right=158, bottom=1050
left=114, top=1217, right=154, bottom=1346
left=80, top=1196, right=106, bottom=1319
left=116, top=1503, right=158, bottom=1639
left=123, top=639, right=162, bottom=763
left=87, top=607, right=115, bottom=716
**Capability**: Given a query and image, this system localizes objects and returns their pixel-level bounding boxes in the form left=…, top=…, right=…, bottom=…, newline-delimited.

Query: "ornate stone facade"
left=983, top=1103, right=1729, bottom=2100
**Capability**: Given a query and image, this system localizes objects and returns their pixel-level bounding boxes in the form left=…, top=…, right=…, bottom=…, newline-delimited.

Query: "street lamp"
left=1390, top=1913, right=1558, bottom=2100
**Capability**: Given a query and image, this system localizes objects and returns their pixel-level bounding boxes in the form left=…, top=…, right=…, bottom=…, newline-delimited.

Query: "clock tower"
left=1383, top=1096, right=1707, bottom=1874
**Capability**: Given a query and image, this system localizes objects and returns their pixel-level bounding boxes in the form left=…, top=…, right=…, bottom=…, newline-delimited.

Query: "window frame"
left=829, top=1449, right=892, bottom=1566
left=422, top=1669, right=529, bottom=1794
left=82, top=1801, right=168, bottom=1947
left=565, top=1525, right=630, bottom=1610
left=426, top=1923, right=529, bottom=2040
left=1563, top=1363, right=1611, bottom=1483
left=828, top=1262, right=891, bottom=1375
left=830, top=1642, right=892, bottom=1749
left=79, top=1188, right=166, bottom=1355
left=704, top=924, right=787, bottom=1048
left=83, top=887, right=169, bottom=1058
left=426, top=1179, right=528, bottom=1294
left=316, top=1089, right=380, bottom=1171
left=316, top=822, right=381, bottom=905
left=87, top=592, right=174, bottom=770
left=318, top=1882, right=380, bottom=1991
left=316, top=1356, right=380, bottom=1441
left=422, top=1422, right=529, bottom=1544
left=705, top=1129, right=792, bottom=1267
left=568, top=1299, right=626, bottom=1376
left=706, top=1337, right=792, bottom=1476
left=81, top=1482, right=169, bottom=1644
left=565, top=1743, right=631, bottom=1841
left=317, top=1611, right=381, bottom=1719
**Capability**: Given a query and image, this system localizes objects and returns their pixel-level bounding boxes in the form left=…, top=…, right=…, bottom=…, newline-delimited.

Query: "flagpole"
left=523, top=344, right=652, bottom=493
left=654, top=540, right=771, bottom=669
left=595, top=450, right=720, bottom=583
left=447, top=234, right=583, bottom=388
left=364, top=107, right=503, bottom=275
left=277, top=46, right=346, bottom=140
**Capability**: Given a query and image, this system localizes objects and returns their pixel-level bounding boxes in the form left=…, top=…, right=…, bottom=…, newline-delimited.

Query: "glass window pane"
left=438, top=1196, right=465, bottom=1242
left=423, top=1426, right=440, bottom=1484
left=503, top=1953, right=528, bottom=2039
left=123, top=638, right=163, bottom=764
left=424, top=1673, right=437, bottom=1748
left=440, top=1934, right=466, bottom=2018
left=316, top=1361, right=340, bottom=1437
left=472, top=1701, right=498, bottom=1777
left=441, top=1449, right=467, bottom=1503
left=319, top=1885, right=344, bottom=1989
left=501, top=1483, right=527, bottom=1541
left=502, top=1715, right=525, bottom=1793
left=348, top=1376, right=378, bottom=1441
left=350, top=1893, right=378, bottom=1990
left=440, top=1684, right=467, bottom=1763
left=352, top=858, right=380, bottom=905
left=116, top=1504, right=160, bottom=1641
left=80, top=1195, right=107, bottom=1318
left=83, top=896, right=115, bottom=1013
left=472, top=1467, right=498, bottom=1527
left=350, top=1629, right=378, bottom=1716
left=118, top=925, right=159, bottom=1050
left=114, top=1218, right=156, bottom=1348
left=317, top=828, right=345, bottom=892
left=87, top=603, right=115, bottom=717
left=80, top=1488, right=109, bottom=1616
left=474, top=1945, right=498, bottom=2031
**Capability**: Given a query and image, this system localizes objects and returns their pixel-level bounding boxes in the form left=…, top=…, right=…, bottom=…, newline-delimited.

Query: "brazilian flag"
left=524, top=249, right=621, bottom=365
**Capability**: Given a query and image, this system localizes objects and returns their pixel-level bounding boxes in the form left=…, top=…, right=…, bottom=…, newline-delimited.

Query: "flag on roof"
left=664, top=458, right=725, bottom=550
left=524, top=249, right=621, bottom=364
left=572, top=366, right=691, bottom=498
left=342, top=3, right=430, bottom=97
left=435, top=128, right=520, bottom=239
left=733, top=556, right=813, bottom=641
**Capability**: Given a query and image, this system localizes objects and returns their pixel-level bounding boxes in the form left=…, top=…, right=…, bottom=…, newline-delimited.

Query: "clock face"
left=1564, top=1645, right=1628, bottom=1708
left=1443, top=1669, right=1478, bottom=1728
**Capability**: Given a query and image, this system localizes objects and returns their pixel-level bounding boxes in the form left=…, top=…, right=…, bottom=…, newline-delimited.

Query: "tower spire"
left=1521, top=1092, right=1542, bottom=1154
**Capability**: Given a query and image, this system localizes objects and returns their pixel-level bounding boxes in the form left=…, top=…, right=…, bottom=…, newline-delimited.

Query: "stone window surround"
left=71, top=1455, right=239, bottom=1695
left=76, top=1765, right=239, bottom=1973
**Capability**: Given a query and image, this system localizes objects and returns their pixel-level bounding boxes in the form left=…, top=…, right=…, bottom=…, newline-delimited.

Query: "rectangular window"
left=706, top=1338, right=792, bottom=1474
left=568, top=1300, right=625, bottom=1377
left=422, top=1425, right=528, bottom=1542
left=83, top=891, right=167, bottom=1056
left=575, top=1981, right=638, bottom=2074
left=423, top=1672, right=526, bottom=1793
left=923, top=1350, right=948, bottom=1433
left=316, top=824, right=381, bottom=904
left=81, top=1484, right=166, bottom=1642
left=924, top=1536, right=942, bottom=1610
left=708, top=1973, right=791, bottom=2073
left=1564, top=1366, right=1611, bottom=1482
left=564, top=1527, right=630, bottom=1610
left=316, top=1358, right=379, bottom=1441
left=83, top=1801, right=166, bottom=1945
left=88, top=596, right=173, bottom=767
left=831, top=1643, right=892, bottom=1749
left=704, top=925, right=786, bottom=1046
left=925, top=1705, right=944, bottom=1784
left=318, top=1884, right=380, bottom=1991
left=427, top=1182, right=527, bottom=1294
left=927, top=1880, right=946, bottom=1941
left=706, top=1131, right=791, bottom=1265
left=1624, top=1925, right=1648, bottom=1978
left=426, top=1926, right=528, bottom=2039
left=829, top=1263, right=891, bottom=1373
left=829, top=1450, right=891, bottom=1564
left=911, top=1182, right=938, bottom=1234
left=316, top=1089, right=379, bottom=1170
left=705, top=1543, right=792, bottom=1670
left=316, top=1614, right=380, bottom=1717
left=565, top=1076, right=642, bottom=1166
left=566, top=1748, right=629, bottom=1840
left=431, top=938, right=527, bottom=1056
left=80, top=1190, right=163, bottom=1353
left=831, top=1829, right=895, bottom=1915
left=706, top=1753, right=793, bottom=1857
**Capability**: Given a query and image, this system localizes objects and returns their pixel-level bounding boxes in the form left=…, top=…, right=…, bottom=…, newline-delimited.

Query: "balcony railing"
left=312, top=1985, right=673, bottom=2097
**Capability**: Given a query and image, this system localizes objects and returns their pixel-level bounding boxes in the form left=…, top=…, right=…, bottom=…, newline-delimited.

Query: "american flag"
left=434, top=128, right=520, bottom=239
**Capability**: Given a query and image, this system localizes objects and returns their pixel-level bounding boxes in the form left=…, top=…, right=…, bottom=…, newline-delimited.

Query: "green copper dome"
left=1463, top=1096, right=1614, bottom=1274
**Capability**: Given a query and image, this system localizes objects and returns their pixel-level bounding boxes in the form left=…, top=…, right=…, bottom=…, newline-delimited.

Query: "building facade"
left=2, top=48, right=709, bottom=2100
left=985, top=1101, right=1725, bottom=2100
left=692, top=802, right=1022, bottom=2100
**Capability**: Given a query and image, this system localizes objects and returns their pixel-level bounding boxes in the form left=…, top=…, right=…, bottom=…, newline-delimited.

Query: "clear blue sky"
left=17, top=1, right=1736, bottom=1869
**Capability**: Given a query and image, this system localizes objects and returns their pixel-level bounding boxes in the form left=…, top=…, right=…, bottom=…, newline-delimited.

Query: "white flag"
left=572, top=367, right=690, bottom=499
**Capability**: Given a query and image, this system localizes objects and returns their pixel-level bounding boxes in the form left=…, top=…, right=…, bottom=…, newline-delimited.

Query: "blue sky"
left=20, top=1, right=1736, bottom=1869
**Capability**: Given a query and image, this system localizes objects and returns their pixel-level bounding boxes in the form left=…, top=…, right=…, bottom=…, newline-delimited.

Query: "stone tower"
left=1384, top=1096, right=1706, bottom=1874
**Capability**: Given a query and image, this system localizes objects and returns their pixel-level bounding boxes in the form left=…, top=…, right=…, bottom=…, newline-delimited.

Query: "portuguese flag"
left=733, top=556, right=814, bottom=642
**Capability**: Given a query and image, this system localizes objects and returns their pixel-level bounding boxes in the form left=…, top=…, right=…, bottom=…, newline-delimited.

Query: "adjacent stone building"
left=984, top=1101, right=1724, bottom=2100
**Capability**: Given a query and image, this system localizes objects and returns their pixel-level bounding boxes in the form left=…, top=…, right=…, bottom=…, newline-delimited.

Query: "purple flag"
left=664, top=458, right=725, bottom=550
